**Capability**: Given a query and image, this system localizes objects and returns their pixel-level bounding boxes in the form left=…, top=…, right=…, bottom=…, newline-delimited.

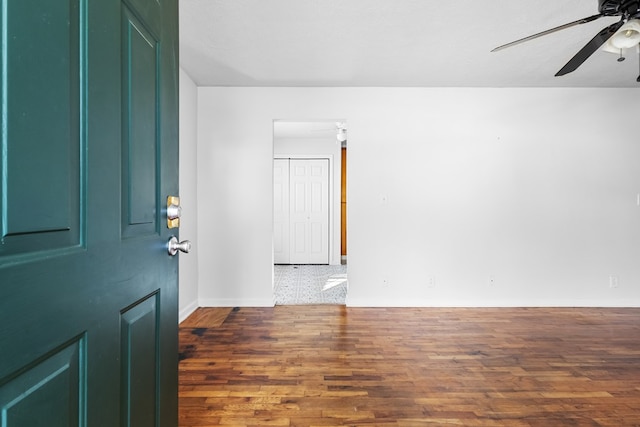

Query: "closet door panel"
left=273, top=159, right=290, bottom=264
left=289, top=159, right=329, bottom=264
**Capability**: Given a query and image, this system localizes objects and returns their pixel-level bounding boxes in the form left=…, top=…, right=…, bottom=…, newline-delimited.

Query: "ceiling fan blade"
left=491, top=14, right=603, bottom=52
left=555, top=20, right=624, bottom=76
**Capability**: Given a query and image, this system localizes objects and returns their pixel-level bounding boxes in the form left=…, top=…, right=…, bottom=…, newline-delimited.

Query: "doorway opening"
left=272, top=120, right=347, bottom=305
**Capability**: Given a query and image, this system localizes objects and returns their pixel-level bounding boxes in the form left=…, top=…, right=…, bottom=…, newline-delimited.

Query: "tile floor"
left=273, top=264, right=348, bottom=305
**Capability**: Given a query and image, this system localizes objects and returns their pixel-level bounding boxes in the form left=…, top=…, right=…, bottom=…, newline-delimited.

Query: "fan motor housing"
left=599, top=0, right=639, bottom=16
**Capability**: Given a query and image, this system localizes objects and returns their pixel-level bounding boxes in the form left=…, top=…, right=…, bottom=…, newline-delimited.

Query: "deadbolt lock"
left=167, top=196, right=181, bottom=229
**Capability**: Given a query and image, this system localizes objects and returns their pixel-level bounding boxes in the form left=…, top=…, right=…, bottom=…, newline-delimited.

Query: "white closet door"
left=290, top=159, right=329, bottom=264
left=273, top=159, right=290, bottom=264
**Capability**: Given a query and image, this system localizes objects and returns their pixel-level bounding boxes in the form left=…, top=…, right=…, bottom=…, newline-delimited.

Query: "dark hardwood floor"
left=179, top=306, right=640, bottom=426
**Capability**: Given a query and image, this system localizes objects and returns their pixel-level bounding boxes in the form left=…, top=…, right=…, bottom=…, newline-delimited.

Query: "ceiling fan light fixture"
left=609, top=19, right=640, bottom=49
left=601, top=40, right=619, bottom=53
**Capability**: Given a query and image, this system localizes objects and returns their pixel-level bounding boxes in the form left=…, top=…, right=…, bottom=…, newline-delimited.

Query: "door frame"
left=274, top=154, right=337, bottom=265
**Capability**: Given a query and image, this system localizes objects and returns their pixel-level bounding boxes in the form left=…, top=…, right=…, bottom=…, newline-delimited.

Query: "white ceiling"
left=179, top=0, right=640, bottom=88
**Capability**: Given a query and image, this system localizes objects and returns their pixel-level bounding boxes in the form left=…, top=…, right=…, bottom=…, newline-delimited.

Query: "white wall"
left=178, top=68, right=199, bottom=320
left=197, top=87, right=640, bottom=307
left=274, top=136, right=342, bottom=265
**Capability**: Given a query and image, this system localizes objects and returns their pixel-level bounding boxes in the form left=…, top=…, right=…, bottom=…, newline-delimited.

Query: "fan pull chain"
left=617, top=48, right=625, bottom=62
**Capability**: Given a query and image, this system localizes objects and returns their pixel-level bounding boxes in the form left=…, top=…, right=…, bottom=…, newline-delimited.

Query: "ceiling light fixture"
left=336, top=122, right=347, bottom=144
left=602, top=19, right=640, bottom=53
left=611, top=19, right=640, bottom=48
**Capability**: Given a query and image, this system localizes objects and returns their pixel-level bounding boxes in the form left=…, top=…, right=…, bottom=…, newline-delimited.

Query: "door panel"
left=1, top=0, right=82, bottom=256
left=0, top=337, right=84, bottom=427
left=122, top=6, right=159, bottom=238
left=124, top=0, right=161, bottom=36
left=293, top=182, right=304, bottom=212
left=289, top=159, right=329, bottom=264
left=120, top=293, right=159, bottom=427
left=311, top=222, right=323, bottom=254
left=292, top=221, right=306, bottom=258
left=273, top=159, right=290, bottom=264
left=0, top=0, right=179, bottom=426
left=307, top=161, right=329, bottom=263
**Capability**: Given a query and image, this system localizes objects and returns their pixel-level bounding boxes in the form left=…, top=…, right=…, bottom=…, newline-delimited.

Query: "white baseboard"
left=198, top=297, right=275, bottom=308
left=345, top=296, right=640, bottom=308
left=178, top=300, right=199, bottom=324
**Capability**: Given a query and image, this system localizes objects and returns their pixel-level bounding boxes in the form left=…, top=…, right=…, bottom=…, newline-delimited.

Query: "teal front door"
left=0, top=0, right=180, bottom=425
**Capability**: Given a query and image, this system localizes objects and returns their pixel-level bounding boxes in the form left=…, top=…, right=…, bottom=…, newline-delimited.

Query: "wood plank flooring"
left=179, top=306, right=640, bottom=426
left=181, top=307, right=233, bottom=328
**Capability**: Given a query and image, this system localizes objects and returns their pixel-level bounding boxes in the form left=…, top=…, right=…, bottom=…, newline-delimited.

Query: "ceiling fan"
left=492, top=0, right=640, bottom=81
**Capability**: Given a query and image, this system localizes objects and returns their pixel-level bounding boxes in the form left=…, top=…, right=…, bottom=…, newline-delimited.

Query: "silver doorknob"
left=167, top=236, right=191, bottom=256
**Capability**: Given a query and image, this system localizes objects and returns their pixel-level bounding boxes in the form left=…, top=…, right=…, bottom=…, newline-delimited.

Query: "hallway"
left=274, top=264, right=347, bottom=305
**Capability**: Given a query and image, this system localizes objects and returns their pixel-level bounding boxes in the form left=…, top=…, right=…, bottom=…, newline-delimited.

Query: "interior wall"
left=178, top=68, right=199, bottom=320
left=197, top=87, right=640, bottom=307
left=274, top=135, right=342, bottom=265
